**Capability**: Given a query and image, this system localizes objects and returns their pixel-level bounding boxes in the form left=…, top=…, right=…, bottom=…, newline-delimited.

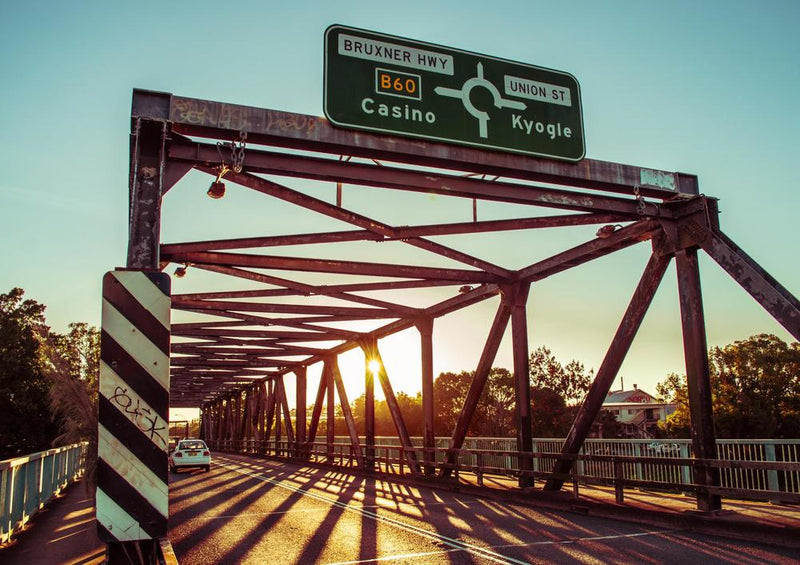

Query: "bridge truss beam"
left=121, top=90, right=800, bottom=524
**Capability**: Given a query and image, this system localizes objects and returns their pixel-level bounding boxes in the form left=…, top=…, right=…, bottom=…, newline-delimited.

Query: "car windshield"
left=179, top=441, right=206, bottom=450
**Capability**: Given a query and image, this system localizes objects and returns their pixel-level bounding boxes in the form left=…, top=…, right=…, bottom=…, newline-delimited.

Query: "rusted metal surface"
left=124, top=89, right=800, bottom=513
left=172, top=140, right=671, bottom=218
left=676, top=248, right=722, bottom=512
left=509, top=283, right=534, bottom=487
left=136, top=89, right=698, bottom=198
left=417, top=318, right=436, bottom=475
left=127, top=119, right=167, bottom=269
left=702, top=229, right=800, bottom=341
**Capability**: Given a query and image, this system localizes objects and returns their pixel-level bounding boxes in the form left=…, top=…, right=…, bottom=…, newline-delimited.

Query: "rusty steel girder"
left=126, top=89, right=800, bottom=513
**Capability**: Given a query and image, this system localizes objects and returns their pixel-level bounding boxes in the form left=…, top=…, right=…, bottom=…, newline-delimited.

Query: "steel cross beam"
left=172, top=139, right=673, bottom=218
left=134, top=89, right=699, bottom=199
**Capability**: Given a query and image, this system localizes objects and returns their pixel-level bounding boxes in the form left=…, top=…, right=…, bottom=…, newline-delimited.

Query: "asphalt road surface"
left=168, top=454, right=800, bottom=565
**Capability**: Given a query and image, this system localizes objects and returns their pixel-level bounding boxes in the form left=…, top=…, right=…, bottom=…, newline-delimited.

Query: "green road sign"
left=324, top=25, right=585, bottom=162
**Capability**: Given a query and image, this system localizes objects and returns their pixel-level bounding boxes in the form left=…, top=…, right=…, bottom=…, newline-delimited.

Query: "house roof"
left=604, top=388, right=657, bottom=404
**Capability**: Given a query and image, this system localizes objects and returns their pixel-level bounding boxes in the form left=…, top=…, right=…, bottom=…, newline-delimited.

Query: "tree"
left=433, top=371, right=473, bottom=434
left=528, top=346, right=608, bottom=437
left=657, top=334, right=800, bottom=438
left=47, top=323, right=100, bottom=488
left=0, top=288, right=60, bottom=459
left=432, top=368, right=517, bottom=437
left=530, top=387, right=571, bottom=437
left=655, top=372, right=691, bottom=436
left=481, top=368, right=516, bottom=437
left=529, top=346, right=592, bottom=404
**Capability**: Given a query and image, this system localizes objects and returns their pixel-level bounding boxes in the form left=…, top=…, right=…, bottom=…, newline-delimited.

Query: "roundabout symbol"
left=434, top=62, right=527, bottom=138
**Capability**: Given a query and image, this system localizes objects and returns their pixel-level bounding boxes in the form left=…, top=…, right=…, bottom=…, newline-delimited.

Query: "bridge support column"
left=417, top=318, right=435, bottom=475
left=295, top=367, right=307, bottom=458
left=364, top=348, right=376, bottom=471
left=326, top=360, right=335, bottom=463
left=508, top=283, right=534, bottom=488
left=676, top=247, right=722, bottom=512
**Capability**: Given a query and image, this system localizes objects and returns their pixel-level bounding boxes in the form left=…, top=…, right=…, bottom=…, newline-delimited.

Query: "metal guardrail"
left=1, top=442, right=87, bottom=544
left=209, top=437, right=800, bottom=504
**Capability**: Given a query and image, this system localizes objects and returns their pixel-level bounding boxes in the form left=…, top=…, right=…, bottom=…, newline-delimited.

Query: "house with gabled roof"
left=602, top=384, right=677, bottom=438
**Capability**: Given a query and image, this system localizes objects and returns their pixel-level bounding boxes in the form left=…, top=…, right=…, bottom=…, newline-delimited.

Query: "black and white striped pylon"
left=97, top=270, right=171, bottom=542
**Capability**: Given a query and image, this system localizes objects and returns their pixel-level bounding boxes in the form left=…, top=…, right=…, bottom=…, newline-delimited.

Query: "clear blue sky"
left=1, top=1, right=798, bottom=406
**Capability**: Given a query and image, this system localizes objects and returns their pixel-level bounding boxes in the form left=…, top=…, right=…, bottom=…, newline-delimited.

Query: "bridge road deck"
left=3, top=452, right=799, bottom=564
left=168, top=453, right=800, bottom=565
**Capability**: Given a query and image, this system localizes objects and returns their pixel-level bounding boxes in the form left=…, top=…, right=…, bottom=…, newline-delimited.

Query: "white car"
left=169, top=439, right=211, bottom=473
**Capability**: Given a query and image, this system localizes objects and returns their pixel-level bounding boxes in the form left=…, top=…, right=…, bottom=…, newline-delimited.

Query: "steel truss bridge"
left=104, top=88, right=800, bottom=559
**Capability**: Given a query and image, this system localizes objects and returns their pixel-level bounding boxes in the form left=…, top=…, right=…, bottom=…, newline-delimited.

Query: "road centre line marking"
left=219, top=458, right=531, bottom=565
left=495, top=528, right=675, bottom=548
left=323, top=529, right=676, bottom=565
left=324, top=548, right=460, bottom=565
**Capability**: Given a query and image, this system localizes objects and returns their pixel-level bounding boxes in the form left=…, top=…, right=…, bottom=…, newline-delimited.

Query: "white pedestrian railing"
left=0, top=442, right=87, bottom=544
left=218, top=436, right=800, bottom=499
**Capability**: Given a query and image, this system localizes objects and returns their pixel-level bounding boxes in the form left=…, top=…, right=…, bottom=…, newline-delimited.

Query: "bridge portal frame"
left=125, top=89, right=800, bottom=525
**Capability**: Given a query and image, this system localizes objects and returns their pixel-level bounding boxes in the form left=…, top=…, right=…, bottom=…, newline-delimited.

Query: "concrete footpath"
left=0, top=479, right=105, bottom=565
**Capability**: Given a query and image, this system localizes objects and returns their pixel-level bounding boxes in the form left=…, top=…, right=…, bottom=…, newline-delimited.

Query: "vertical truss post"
left=127, top=118, right=168, bottom=269
left=257, top=382, right=268, bottom=452
left=331, top=359, right=364, bottom=467
left=274, top=384, right=283, bottom=455
left=544, top=253, right=671, bottom=491
left=217, top=400, right=225, bottom=445
left=326, top=360, right=335, bottom=463
left=676, top=247, right=721, bottom=512
left=508, top=282, right=533, bottom=488
left=226, top=397, right=234, bottom=444
left=442, top=298, right=512, bottom=478
left=264, top=382, right=276, bottom=447
left=250, top=386, right=260, bottom=445
left=235, top=392, right=243, bottom=447
left=276, top=376, right=295, bottom=449
left=240, top=388, right=251, bottom=443
left=295, top=367, right=307, bottom=458
left=253, top=385, right=263, bottom=444
left=364, top=349, right=376, bottom=471
left=361, top=338, right=421, bottom=474
left=307, top=370, right=327, bottom=447
left=416, top=318, right=435, bottom=475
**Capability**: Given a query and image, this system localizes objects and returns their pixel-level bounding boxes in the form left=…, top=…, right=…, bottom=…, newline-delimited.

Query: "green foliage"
left=529, top=346, right=607, bottom=437
left=657, top=334, right=800, bottom=438
left=529, top=346, right=592, bottom=404
left=0, top=288, right=60, bottom=459
left=0, top=289, right=100, bottom=467
left=433, top=368, right=516, bottom=437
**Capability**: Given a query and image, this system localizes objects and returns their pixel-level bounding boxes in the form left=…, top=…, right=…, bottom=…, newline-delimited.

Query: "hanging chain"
left=214, top=142, right=230, bottom=181
left=633, top=185, right=647, bottom=216
left=231, top=130, right=247, bottom=173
